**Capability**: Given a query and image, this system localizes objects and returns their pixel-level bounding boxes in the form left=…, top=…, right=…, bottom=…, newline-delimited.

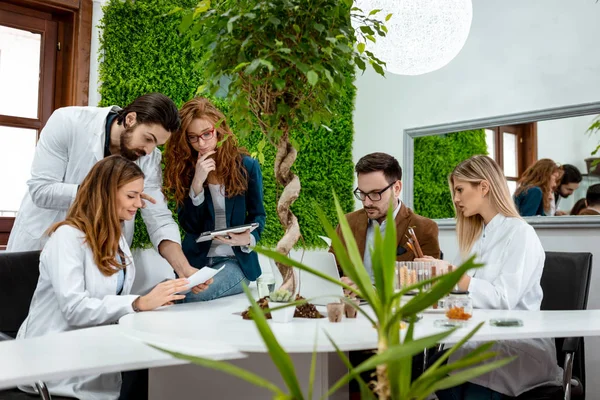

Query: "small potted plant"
left=268, top=289, right=295, bottom=323
left=586, top=116, right=600, bottom=176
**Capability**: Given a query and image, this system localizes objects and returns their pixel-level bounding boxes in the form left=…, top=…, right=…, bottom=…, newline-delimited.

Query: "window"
left=0, top=1, right=92, bottom=249
left=485, top=123, right=537, bottom=195
left=0, top=12, right=57, bottom=215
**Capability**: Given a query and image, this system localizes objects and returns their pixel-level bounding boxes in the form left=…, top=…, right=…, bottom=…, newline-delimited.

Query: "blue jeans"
left=436, top=382, right=505, bottom=400
left=184, top=256, right=249, bottom=302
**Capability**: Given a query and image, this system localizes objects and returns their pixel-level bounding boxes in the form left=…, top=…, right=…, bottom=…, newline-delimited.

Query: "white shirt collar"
left=482, top=212, right=505, bottom=235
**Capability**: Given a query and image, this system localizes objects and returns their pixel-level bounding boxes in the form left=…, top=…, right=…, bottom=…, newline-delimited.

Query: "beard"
left=363, top=205, right=385, bottom=220
left=120, top=125, right=145, bottom=161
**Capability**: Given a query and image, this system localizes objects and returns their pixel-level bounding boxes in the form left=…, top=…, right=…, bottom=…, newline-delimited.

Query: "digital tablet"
left=195, top=222, right=259, bottom=243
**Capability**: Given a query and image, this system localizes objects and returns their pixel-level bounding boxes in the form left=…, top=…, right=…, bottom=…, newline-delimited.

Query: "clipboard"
left=195, top=222, right=259, bottom=243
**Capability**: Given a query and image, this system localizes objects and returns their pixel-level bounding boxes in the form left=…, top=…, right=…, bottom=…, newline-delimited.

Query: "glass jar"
left=444, top=290, right=473, bottom=321
left=257, top=274, right=275, bottom=299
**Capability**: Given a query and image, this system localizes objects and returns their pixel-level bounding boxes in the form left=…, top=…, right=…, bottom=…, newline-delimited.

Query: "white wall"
left=88, top=0, right=110, bottom=107
left=537, top=114, right=598, bottom=174
left=353, top=0, right=600, bottom=205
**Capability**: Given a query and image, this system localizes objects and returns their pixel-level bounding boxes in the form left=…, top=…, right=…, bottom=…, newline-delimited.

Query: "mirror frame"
left=402, top=101, right=600, bottom=229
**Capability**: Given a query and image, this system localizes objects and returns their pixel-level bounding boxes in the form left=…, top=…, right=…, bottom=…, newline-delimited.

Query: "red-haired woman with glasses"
left=163, top=98, right=266, bottom=301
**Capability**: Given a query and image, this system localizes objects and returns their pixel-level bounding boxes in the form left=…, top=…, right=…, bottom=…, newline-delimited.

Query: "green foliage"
left=154, top=198, right=512, bottom=399
left=183, top=0, right=388, bottom=140
left=268, top=289, right=294, bottom=302
left=588, top=115, right=600, bottom=162
left=99, top=0, right=355, bottom=249
left=414, top=131, right=488, bottom=219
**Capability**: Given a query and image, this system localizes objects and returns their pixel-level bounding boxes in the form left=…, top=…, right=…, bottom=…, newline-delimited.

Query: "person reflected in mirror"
left=514, top=158, right=562, bottom=216
left=570, top=198, right=588, bottom=216
left=163, top=97, right=266, bottom=302
left=578, top=184, right=600, bottom=215
left=416, top=155, right=562, bottom=399
left=16, top=156, right=210, bottom=400
left=554, top=164, right=582, bottom=215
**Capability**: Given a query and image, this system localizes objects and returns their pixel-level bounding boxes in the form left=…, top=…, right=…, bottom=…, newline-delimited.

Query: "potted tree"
left=586, top=115, right=600, bottom=176
left=267, top=289, right=295, bottom=323
left=179, top=0, right=389, bottom=293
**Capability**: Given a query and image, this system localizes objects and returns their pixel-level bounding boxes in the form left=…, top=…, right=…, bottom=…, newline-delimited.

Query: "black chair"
left=0, top=250, right=58, bottom=400
left=516, top=251, right=593, bottom=400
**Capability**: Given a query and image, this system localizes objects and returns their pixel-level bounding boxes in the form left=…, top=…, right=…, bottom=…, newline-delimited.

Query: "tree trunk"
left=274, top=133, right=301, bottom=294
left=374, top=337, right=391, bottom=399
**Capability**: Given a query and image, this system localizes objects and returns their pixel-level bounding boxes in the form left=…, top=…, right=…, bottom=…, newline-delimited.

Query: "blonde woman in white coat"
left=17, top=156, right=194, bottom=400
left=418, top=155, right=562, bottom=399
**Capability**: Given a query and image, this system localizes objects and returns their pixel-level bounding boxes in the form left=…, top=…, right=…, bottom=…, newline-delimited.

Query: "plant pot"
left=585, top=157, right=600, bottom=177
left=269, top=302, right=295, bottom=323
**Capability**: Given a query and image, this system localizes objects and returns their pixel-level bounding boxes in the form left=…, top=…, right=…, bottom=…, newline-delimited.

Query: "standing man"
left=330, top=152, right=440, bottom=281
left=8, top=93, right=208, bottom=291
left=554, top=164, right=582, bottom=215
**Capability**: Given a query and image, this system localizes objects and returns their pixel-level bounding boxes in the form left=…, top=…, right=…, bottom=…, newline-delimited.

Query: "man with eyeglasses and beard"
left=8, top=93, right=211, bottom=294
left=330, top=152, right=440, bottom=279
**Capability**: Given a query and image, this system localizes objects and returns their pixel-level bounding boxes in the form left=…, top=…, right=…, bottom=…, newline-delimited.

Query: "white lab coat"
left=6, top=106, right=180, bottom=252
left=17, top=225, right=138, bottom=400
left=450, top=214, right=563, bottom=396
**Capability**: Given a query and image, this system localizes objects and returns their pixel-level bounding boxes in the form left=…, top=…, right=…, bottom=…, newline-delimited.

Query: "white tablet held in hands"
left=178, top=265, right=225, bottom=294
left=195, top=222, right=259, bottom=243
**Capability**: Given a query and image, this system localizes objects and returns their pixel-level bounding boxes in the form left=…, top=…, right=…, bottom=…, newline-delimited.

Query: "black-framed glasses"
left=353, top=181, right=395, bottom=202
left=187, top=127, right=215, bottom=143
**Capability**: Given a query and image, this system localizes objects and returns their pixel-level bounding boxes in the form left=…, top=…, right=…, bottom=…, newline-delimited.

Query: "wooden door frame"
left=1, top=0, right=92, bottom=109
left=0, top=0, right=92, bottom=246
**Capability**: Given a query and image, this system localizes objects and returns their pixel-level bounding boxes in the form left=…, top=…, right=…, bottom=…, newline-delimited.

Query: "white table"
left=118, top=293, right=600, bottom=399
left=119, top=294, right=600, bottom=351
left=0, top=324, right=244, bottom=391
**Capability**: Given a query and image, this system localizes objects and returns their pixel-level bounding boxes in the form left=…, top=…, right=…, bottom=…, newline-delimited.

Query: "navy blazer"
left=178, top=156, right=266, bottom=281
left=514, top=186, right=545, bottom=217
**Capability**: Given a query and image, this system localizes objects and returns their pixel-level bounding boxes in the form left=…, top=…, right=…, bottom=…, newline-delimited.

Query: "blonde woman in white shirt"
left=418, top=155, right=562, bottom=399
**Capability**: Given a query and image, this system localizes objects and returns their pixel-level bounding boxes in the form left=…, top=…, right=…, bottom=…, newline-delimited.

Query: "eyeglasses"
left=353, top=181, right=396, bottom=202
left=187, top=127, right=215, bottom=143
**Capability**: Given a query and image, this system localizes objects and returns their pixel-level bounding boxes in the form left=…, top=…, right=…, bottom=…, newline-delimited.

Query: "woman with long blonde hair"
left=164, top=97, right=266, bottom=302
left=17, top=156, right=194, bottom=399
left=418, top=155, right=562, bottom=399
left=514, top=158, right=563, bottom=216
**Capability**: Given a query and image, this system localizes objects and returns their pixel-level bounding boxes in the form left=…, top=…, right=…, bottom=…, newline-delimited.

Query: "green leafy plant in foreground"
left=152, top=196, right=514, bottom=399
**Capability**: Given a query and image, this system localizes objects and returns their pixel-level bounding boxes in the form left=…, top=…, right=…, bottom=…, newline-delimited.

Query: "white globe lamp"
left=353, top=0, right=473, bottom=75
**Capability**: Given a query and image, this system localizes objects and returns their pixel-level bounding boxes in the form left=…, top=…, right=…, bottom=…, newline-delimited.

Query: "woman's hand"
left=214, top=230, right=251, bottom=247
left=341, top=276, right=359, bottom=298
left=179, top=264, right=214, bottom=294
left=191, top=150, right=216, bottom=196
left=136, top=278, right=190, bottom=311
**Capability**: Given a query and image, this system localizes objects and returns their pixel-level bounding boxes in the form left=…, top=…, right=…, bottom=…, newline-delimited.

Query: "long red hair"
left=164, top=97, right=249, bottom=205
left=48, top=155, right=144, bottom=276
left=515, top=158, right=563, bottom=212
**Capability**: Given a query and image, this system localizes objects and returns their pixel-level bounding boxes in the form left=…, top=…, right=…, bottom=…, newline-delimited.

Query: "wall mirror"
left=402, top=102, right=600, bottom=227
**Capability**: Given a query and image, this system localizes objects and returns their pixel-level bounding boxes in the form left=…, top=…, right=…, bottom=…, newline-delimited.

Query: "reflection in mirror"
left=412, top=112, right=600, bottom=220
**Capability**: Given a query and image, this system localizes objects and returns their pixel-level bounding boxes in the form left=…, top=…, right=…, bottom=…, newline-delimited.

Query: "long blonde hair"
left=449, top=155, right=521, bottom=258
